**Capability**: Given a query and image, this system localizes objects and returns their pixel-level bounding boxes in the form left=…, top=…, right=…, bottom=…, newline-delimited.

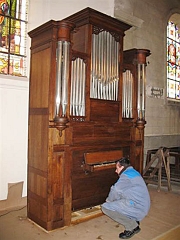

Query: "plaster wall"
left=0, top=77, right=29, bottom=201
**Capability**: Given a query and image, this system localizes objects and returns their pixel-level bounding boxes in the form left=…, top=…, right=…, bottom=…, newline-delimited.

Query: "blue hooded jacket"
left=102, top=166, right=150, bottom=221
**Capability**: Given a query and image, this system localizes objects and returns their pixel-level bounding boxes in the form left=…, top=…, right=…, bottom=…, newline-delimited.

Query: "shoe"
left=134, top=226, right=141, bottom=233
left=136, top=221, right=140, bottom=225
left=119, top=226, right=141, bottom=239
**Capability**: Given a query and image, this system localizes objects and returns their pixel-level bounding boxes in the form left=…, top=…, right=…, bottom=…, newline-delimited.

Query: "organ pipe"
left=137, top=63, right=146, bottom=120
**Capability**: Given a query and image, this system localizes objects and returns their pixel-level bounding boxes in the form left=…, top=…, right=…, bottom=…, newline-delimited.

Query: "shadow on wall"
left=0, top=182, right=27, bottom=211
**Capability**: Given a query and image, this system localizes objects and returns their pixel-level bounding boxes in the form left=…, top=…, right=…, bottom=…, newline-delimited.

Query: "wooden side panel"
left=50, top=151, right=65, bottom=229
left=71, top=25, right=89, bottom=53
left=90, top=99, right=119, bottom=122
left=28, top=114, right=49, bottom=228
left=130, top=127, right=144, bottom=173
left=72, top=168, right=118, bottom=210
left=28, top=46, right=50, bottom=226
left=28, top=115, right=49, bottom=171
left=29, top=49, right=50, bottom=108
left=68, top=122, right=132, bottom=146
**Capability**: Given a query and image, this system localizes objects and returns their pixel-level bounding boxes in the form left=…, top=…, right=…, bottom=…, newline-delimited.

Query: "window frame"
left=166, top=16, right=180, bottom=103
left=0, top=0, right=28, bottom=77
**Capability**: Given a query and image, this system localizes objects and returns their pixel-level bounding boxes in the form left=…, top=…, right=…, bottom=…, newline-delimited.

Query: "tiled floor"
left=0, top=184, right=180, bottom=240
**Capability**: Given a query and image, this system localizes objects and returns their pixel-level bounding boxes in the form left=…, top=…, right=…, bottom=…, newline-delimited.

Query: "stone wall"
left=114, top=0, right=180, bottom=164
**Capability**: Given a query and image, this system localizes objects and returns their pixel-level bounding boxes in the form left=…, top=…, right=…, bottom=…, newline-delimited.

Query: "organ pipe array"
left=123, top=48, right=151, bottom=129
left=90, top=30, right=119, bottom=101
left=55, top=40, right=70, bottom=118
left=122, top=70, right=133, bottom=118
left=70, top=58, right=86, bottom=118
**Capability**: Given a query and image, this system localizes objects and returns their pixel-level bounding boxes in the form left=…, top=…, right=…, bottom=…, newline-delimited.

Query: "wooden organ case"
left=28, top=8, right=151, bottom=231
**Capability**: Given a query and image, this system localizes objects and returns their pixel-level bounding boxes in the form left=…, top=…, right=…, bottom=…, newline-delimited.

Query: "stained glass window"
left=0, top=0, right=28, bottom=76
left=167, top=21, right=180, bottom=100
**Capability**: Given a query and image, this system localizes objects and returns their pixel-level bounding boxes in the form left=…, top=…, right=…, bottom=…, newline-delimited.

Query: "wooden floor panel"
left=0, top=184, right=180, bottom=240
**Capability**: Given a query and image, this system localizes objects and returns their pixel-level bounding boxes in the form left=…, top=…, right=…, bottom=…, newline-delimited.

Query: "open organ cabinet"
left=28, top=8, right=151, bottom=231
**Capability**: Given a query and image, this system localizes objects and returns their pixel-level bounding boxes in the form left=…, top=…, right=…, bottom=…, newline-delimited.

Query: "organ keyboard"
left=83, top=150, right=123, bottom=172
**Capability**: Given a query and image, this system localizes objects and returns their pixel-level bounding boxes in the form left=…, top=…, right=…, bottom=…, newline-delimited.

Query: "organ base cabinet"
left=28, top=7, right=151, bottom=230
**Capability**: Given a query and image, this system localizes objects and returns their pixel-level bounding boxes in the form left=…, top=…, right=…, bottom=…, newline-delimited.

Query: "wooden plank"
left=90, top=99, right=119, bottom=122
left=154, top=225, right=180, bottom=240
left=84, top=150, right=122, bottom=165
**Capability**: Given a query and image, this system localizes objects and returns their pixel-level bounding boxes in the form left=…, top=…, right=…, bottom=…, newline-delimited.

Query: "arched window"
left=167, top=14, right=180, bottom=101
left=0, top=0, right=28, bottom=76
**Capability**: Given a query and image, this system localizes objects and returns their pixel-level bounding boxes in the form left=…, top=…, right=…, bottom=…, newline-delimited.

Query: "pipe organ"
left=28, top=8, right=151, bottom=231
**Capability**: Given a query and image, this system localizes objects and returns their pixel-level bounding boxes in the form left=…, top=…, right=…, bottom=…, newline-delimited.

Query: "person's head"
left=115, top=157, right=130, bottom=175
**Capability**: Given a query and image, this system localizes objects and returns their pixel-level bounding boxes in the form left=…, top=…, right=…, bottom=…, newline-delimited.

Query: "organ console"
left=28, top=7, right=151, bottom=231
left=83, top=150, right=123, bottom=172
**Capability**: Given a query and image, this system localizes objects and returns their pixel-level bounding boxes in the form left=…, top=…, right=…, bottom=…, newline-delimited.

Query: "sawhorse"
left=143, top=147, right=171, bottom=191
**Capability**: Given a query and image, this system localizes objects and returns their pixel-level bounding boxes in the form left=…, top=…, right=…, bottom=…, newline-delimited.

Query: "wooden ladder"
left=143, top=147, right=171, bottom=191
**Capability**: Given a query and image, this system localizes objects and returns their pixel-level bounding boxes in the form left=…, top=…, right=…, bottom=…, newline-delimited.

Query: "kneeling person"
left=101, top=157, right=150, bottom=239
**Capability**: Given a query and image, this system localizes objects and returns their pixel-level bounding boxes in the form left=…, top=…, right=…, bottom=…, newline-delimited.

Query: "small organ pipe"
left=137, top=64, right=141, bottom=119
left=81, top=62, right=85, bottom=116
left=55, top=41, right=62, bottom=116
left=91, top=35, right=94, bottom=98
left=70, top=61, right=73, bottom=115
left=115, top=41, right=119, bottom=82
left=75, top=57, right=80, bottom=115
left=129, top=71, right=133, bottom=118
left=126, top=71, right=130, bottom=117
left=78, top=59, right=82, bottom=115
left=137, top=63, right=146, bottom=120
left=122, top=70, right=133, bottom=118
left=142, top=64, right=146, bottom=119
left=72, top=60, right=77, bottom=115
left=61, top=41, right=69, bottom=116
